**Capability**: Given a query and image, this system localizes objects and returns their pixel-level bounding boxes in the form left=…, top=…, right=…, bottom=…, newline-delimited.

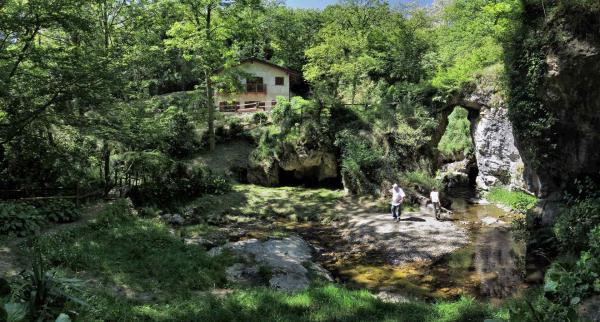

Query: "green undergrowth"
left=72, top=286, right=504, bottom=322
left=20, top=198, right=509, bottom=321
left=185, top=184, right=345, bottom=223
left=486, top=187, right=537, bottom=213
left=35, top=200, right=234, bottom=296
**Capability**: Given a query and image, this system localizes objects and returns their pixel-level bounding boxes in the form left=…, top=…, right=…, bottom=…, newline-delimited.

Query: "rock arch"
left=433, top=80, right=532, bottom=192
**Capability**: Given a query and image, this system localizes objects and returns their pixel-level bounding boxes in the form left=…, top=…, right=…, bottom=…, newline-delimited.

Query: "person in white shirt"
left=430, top=187, right=441, bottom=220
left=389, top=183, right=406, bottom=221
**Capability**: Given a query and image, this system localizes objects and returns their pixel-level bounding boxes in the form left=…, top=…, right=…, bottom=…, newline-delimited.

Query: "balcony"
left=219, top=101, right=267, bottom=113
left=246, top=83, right=267, bottom=93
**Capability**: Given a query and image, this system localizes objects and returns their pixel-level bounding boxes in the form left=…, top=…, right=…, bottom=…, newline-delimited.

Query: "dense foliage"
left=0, top=203, right=45, bottom=237
left=0, top=200, right=80, bottom=236
left=1, top=0, right=599, bottom=321
left=437, top=107, right=473, bottom=161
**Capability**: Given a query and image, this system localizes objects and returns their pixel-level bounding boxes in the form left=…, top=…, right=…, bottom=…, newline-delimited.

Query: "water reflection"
left=474, top=228, right=525, bottom=298
left=449, top=197, right=527, bottom=299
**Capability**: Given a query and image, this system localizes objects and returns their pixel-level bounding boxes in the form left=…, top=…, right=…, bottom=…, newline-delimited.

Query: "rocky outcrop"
left=472, top=106, right=525, bottom=190
left=247, top=161, right=279, bottom=186
left=278, top=146, right=337, bottom=182
left=439, top=72, right=527, bottom=192
left=439, top=158, right=473, bottom=189
left=508, top=5, right=600, bottom=199
left=247, top=146, right=338, bottom=187
left=208, top=235, right=332, bottom=293
left=536, top=22, right=600, bottom=195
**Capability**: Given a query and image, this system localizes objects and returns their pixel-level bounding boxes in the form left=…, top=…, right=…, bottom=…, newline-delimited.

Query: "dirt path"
left=338, top=208, right=469, bottom=264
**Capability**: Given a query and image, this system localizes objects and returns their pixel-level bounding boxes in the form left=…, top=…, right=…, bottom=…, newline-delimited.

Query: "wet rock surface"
left=480, top=216, right=506, bottom=226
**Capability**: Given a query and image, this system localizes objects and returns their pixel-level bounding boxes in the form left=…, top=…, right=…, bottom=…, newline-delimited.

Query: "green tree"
left=165, top=0, right=260, bottom=151
left=304, top=1, right=430, bottom=105
left=430, top=0, right=522, bottom=90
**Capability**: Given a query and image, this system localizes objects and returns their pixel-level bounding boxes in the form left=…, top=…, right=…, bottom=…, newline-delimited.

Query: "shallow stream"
left=292, top=185, right=537, bottom=303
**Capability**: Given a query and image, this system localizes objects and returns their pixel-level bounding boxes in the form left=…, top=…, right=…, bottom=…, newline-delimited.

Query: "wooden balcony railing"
left=219, top=102, right=267, bottom=113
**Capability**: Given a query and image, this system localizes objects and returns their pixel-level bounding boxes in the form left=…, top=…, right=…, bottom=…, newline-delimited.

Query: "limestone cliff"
left=507, top=3, right=600, bottom=223
left=506, top=3, right=599, bottom=201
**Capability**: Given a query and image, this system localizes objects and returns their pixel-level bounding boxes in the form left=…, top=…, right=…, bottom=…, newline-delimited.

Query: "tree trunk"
left=205, top=5, right=216, bottom=151
left=102, top=140, right=111, bottom=196
left=351, top=76, right=357, bottom=105
left=0, top=144, right=5, bottom=171
left=102, top=0, right=110, bottom=49
left=206, top=72, right=215, bottom=151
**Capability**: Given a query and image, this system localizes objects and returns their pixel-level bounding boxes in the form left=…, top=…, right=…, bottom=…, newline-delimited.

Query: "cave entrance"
left=436, top=106, right=481, bottom=197
left=277, top=166, right=343, bottom=189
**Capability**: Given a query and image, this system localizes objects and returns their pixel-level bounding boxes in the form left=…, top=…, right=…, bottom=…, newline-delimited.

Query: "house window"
left=275, top=77, right=284, bottom=86
left=246, top=77, right=265, bottom=93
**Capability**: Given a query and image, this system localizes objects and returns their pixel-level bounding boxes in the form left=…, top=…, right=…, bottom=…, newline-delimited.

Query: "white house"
left=215, top=58, right=299, bottom=112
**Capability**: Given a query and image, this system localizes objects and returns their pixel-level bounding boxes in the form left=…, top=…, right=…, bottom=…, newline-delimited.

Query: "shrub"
left=227, top=118, right=244, bottom=137
left=403, top=170, right=442, bottom=191
left=532, top=225, right=600, bottom=320
left=166, top=112, right=200, bottom=158
left=438, top=107, right=474, bottom=161
left=252, top=112, right=268, bottom=125
left=139, top=206, right=162, bottom=218
left=0, top=202, right=45, bottom=236
left=10, top=242, right=86, bottom=321
left=335, top=130, right=383, bottom=194
left=91, top=199, right=135, bottom=229
left=197, top=170, right=231, bottom=195
left=30, top=200, right=81, bottom=223
left=128, top=166, right=231, bottom=207
left=554, top=197, right=600, bottom=252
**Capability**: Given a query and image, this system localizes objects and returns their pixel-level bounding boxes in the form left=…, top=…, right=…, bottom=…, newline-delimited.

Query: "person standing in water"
left=390, top=183, right=405, bottom=222
left=431, top=187, right=441, bottom=220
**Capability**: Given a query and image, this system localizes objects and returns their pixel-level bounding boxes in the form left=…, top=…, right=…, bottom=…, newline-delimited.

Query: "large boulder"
left=506, top=5, right=600, bottom=224
left=209, top=235, right=332, bottom=293
left=247, top=161, right=279, bottom=186
left=246, top=144, right=338, bottom=187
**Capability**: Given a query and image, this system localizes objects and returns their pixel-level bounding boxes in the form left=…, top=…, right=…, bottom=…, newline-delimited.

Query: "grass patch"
left=486, top=187, right=538, bottom=213
left=68, top=284, right=502, bottom=321
left=186, top=184, right=345, bottom=223
left=36, top=200, right=233, bottom=296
